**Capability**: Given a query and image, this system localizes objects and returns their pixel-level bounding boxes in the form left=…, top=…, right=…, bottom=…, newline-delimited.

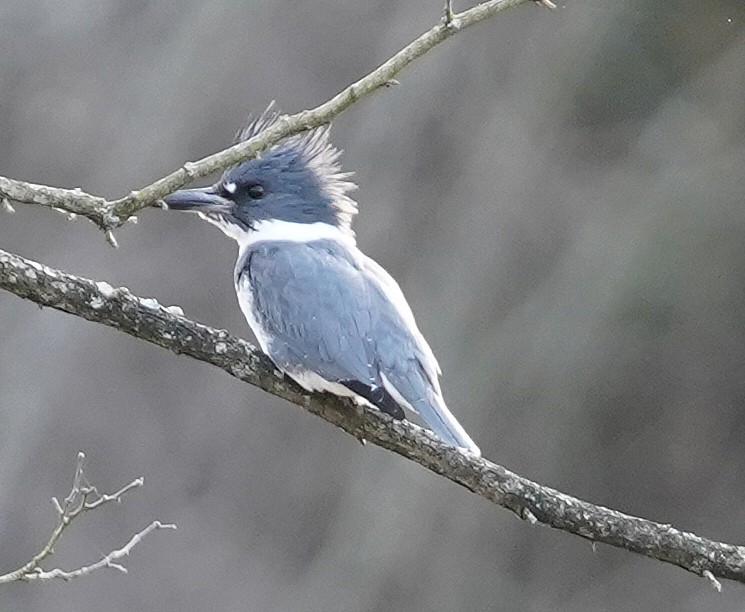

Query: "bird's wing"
left=359, top=253, right=480, bottom=455
left=240, top=240, right=379, bottom=388
left=239, top=239, right=479, bottom=454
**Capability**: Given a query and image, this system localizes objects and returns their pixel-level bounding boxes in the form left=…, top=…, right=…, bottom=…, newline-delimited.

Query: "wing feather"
left=238, top=239, right=479, bottom=454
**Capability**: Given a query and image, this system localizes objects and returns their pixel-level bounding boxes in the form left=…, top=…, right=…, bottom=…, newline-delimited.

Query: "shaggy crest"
left=234, top=105, right=359, bottom=232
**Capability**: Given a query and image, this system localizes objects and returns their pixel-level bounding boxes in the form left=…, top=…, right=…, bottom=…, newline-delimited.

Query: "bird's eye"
left=247, top=184, right=265, bottom=199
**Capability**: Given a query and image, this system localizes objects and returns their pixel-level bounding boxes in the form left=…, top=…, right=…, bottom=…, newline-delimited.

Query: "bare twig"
left=0, top=176, right=111, bottom=229
left=0, top=452, right=176, bottom=584
left=443, top=0, right=456, bottom=26
left=1, top=248, right=744, bottom=587
left=0, top=0, right=548, bottom=237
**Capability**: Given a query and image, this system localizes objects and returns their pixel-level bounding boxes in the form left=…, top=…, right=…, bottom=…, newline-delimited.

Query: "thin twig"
left=0, top=452, right=175, bottom=584
left=1, top=248, right=744, bottom=588
left=23, top=522, right=176, bottom=582
left=0, top=0, right=548, bottom=236
left=0, top=176, right=112, bottom=229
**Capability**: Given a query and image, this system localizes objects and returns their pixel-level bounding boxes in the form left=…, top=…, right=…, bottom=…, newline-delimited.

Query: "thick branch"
left=0, top=0, right=544, bottom=234
left=1, top=248, right=743, bottom=588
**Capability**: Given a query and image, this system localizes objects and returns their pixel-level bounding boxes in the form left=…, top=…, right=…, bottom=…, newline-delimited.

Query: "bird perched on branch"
left=163, top=110, right=480, bottom=456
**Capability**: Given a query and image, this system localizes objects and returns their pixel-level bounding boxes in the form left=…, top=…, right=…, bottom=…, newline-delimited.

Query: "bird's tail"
left=417, top=390, right=481, bottom=456
left=379, top=373, right=481, bottom=456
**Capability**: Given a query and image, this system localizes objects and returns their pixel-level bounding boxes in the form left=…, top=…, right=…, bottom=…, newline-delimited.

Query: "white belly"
left=287, top=369, right=359, bottom=398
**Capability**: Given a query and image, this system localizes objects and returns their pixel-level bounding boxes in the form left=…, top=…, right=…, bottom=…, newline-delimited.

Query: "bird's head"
left=163, top=109, right=358, bottom=242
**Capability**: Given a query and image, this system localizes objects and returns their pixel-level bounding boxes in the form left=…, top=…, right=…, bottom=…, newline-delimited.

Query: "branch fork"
left=0, top=453, right=175, bottom=584
left=0, top=0, right=549, bottom=242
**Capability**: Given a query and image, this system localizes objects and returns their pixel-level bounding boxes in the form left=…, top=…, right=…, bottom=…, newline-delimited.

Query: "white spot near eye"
left=224, top=182, right=237, bottom=194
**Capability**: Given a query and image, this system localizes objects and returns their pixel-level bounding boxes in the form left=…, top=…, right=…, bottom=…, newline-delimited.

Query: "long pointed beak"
left=162, top=186, right=233, bottom=212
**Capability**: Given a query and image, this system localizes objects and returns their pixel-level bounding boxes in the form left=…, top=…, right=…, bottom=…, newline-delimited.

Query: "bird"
left=162, top=110, right=481, bottom=456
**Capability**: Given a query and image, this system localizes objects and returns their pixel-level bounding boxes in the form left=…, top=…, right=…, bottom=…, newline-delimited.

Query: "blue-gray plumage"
left=163, top=109, right=480, bottom=455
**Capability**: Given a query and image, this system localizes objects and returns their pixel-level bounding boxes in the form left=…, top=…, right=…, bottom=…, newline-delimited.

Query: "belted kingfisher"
left=163, top=111, right=480, bottom=455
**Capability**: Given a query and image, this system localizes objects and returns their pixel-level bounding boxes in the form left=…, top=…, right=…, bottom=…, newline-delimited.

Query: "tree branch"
left=0, top=452, right=176, bottom=584
left=0, top=0, right=548, bottom=236
left=1, top=248, right=743, bottom=588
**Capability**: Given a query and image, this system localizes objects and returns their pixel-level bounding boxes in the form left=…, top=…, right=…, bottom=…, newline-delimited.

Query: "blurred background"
left=1, top=0, right=744, bottom=610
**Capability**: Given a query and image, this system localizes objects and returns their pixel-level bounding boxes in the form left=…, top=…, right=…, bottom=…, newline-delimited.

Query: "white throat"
left=237, top=220, right=356, bottom=253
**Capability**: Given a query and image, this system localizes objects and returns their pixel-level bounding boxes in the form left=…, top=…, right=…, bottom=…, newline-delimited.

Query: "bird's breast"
left=234, top=273, right=274, bottom=354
